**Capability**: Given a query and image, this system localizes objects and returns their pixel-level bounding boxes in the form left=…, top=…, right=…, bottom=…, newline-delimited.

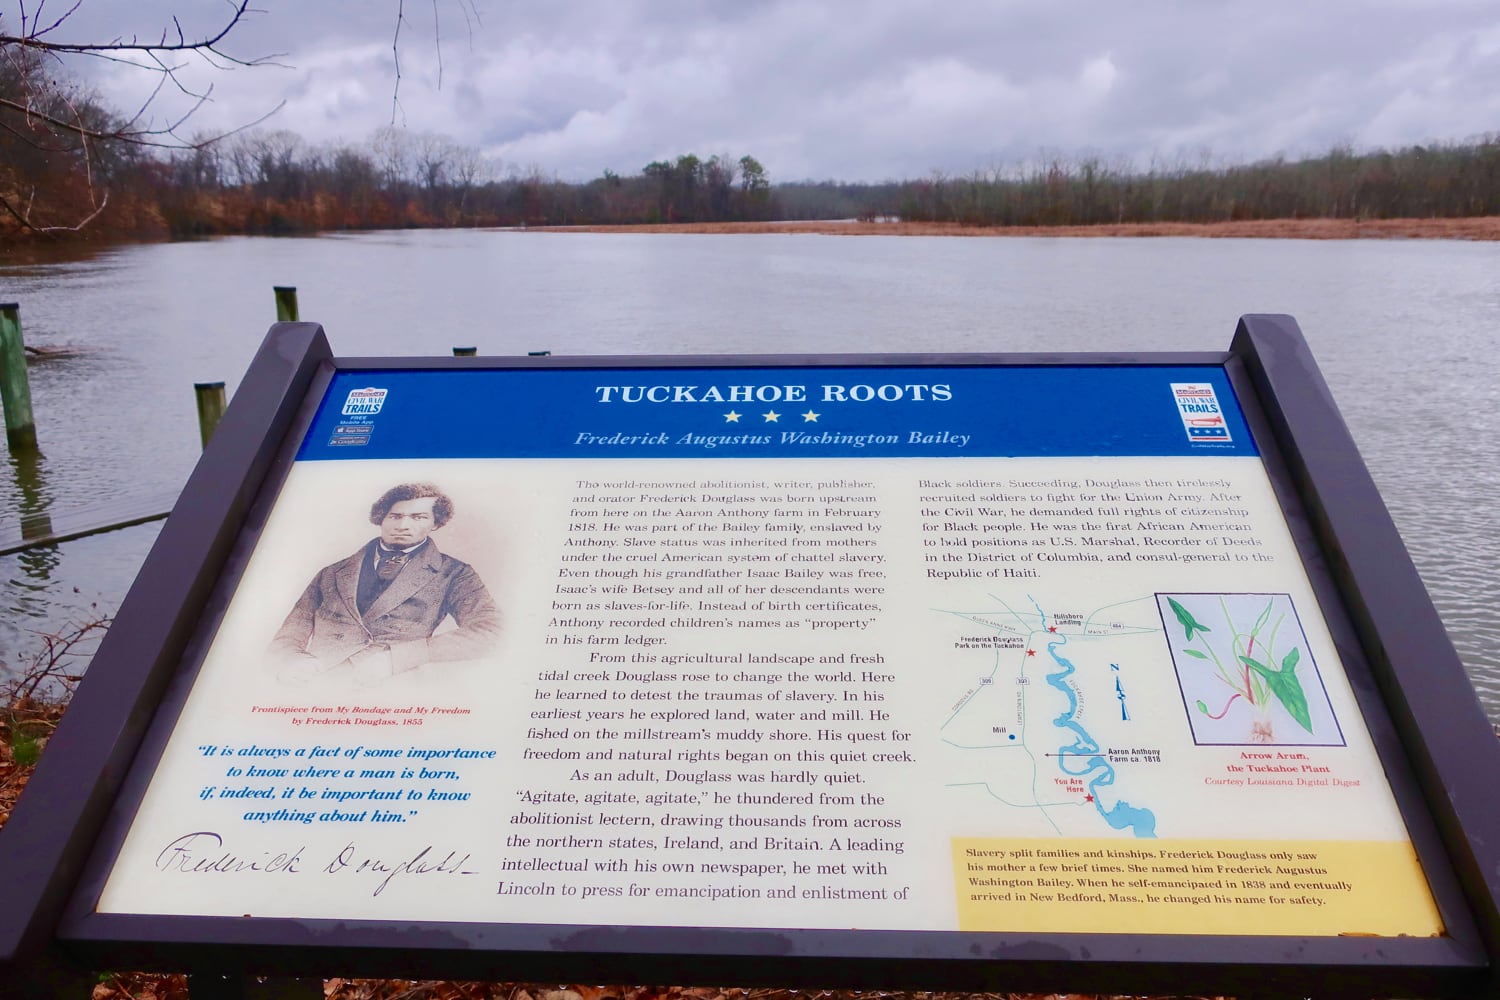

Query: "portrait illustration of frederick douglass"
left=270, top=482, right=501, bottom=684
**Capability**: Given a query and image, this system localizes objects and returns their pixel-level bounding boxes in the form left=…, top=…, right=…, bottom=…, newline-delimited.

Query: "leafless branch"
left=1, top=0, right=289, bottom=150
left=391, top=0, right=407, bottom=125
left=0, top=2, right=290, bottom=234
left=431, top=0, right=442, bottom=90
left=28, top=1, right=90, bottom=43
left=1, top=616, right=111, bottom=704
left=2, top=0, right=286, bottom=141
left=0, top=186, right=108, bottom=233
left=2, top=1, right=264, bottom=61
left=388, top=1, right=482, bottom=125
left=456, top=0, right=480, bottom=41
left=0, top=91, right=281, bottom=149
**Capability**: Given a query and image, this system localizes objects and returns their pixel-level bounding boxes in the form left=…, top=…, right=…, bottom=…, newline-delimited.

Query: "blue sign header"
left=296, top=364, right=1256, bottom=461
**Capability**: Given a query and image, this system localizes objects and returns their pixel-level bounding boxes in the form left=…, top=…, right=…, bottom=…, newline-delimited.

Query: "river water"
left=1, top=229, right=1497, bottom=719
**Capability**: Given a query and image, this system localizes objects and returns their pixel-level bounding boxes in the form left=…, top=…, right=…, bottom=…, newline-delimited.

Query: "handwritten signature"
left=154, top=831, right=303, bottom=874
left=324, top=842, right=478, bottom=896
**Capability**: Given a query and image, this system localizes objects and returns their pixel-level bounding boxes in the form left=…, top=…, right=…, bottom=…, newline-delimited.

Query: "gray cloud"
left=38, top=0, right=1500, bottom=182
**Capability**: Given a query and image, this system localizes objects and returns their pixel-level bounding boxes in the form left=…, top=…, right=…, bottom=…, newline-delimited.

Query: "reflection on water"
left=1, top=230, right=1497, bottom=720
left=11, top=449, right=54, bottom=543
left=10, top=476, right=58, bottom=602
left=5, top=450, right=59, bottom=619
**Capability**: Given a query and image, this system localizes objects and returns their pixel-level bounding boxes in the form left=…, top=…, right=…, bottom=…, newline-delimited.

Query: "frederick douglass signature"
left=155, top=831, right=303, bottom=874
left=324, top=841, right=478, bottom=896
left=154, top=832, right=478, bottom=897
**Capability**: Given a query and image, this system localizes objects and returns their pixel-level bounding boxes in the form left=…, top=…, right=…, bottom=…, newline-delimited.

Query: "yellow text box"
left=952, top=837, right=1443, bottom=936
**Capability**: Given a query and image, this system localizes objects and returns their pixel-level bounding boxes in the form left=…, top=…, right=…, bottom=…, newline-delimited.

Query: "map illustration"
left=1158, top=592, right=1344, bottom=747
left=938, top=595, right=1161, bottom=840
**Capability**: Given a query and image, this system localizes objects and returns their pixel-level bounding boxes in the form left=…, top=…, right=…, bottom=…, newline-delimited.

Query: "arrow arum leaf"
left=1240, top=653, right=1313, bottom=733
left=1167, top=597, right=1212, bottom=641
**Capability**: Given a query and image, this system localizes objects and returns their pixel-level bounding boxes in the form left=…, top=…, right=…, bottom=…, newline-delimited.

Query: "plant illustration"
left=1166, top=596, right=1312, bottom=743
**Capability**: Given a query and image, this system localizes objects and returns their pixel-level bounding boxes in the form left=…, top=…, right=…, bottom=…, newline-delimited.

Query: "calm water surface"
left=2, top=230, right=1497, bottom=718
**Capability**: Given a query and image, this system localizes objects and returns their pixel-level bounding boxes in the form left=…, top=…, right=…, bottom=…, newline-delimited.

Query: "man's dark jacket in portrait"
left=271, top=537, right=500, bottom=673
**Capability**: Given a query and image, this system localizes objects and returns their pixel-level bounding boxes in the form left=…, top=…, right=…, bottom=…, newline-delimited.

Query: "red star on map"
left=1085, top=794, right=1094, bottom=803
left=1048, top=626, right=1058, bottom=632
left=1026, top=649, right=1036, bottom=656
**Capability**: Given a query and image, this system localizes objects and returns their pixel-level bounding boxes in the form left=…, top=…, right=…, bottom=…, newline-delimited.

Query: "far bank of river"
left=5, top=216, right=1500, bottom=264
left=551, top=216, right=1500, bottom=240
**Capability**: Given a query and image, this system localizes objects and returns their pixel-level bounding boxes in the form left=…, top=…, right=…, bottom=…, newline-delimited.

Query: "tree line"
left=0, top=37, right=783, bottom=238
left=144, top=130, right=779, bottom=237
left=880, top=140, right=1500, bottom=227
left=5, top=36, right=1500, bottom=242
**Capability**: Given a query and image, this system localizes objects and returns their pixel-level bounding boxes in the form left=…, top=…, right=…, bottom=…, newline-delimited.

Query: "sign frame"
left=1, top=315, right=1496, bottom=999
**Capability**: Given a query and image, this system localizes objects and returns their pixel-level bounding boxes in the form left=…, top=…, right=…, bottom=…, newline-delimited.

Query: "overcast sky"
left=30, top=0, right=1500, bottom=182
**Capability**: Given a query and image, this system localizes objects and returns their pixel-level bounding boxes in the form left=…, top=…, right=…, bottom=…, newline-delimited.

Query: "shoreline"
left=6, top=216, right=1499, bottom=263
left=545, top=216, right=1500, bottom=240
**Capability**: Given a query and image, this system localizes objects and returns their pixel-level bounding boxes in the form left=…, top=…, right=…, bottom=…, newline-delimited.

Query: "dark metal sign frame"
left=1, top=315, right=1496, bottom=999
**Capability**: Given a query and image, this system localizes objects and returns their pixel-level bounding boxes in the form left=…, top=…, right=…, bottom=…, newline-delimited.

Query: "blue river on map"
left=1043, top=634, right=1158, bottom=838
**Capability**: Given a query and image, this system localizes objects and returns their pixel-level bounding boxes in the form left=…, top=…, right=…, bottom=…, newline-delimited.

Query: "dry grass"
left=541, top=216, right=1500, bottom=241
left=82, top=978, right=1233, bottom=1000
left=0, top=697, right=63, bottom=831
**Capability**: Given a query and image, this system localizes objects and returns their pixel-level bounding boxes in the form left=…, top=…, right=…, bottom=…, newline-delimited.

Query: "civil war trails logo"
left=342, top=387, right=388, bottom=415
left=1169, top=383, right=1231, bottom=443
left=329, top=386, right=388, bottom=447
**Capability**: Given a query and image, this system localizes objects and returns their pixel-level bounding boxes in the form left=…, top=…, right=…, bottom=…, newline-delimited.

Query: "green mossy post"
left=452, top=346, right=477, bottom=356
left=274, top=286, right=299, bottom=322
left=194, top=381, right=227, bottom=449
left=0, top=303, right=38, bottom=453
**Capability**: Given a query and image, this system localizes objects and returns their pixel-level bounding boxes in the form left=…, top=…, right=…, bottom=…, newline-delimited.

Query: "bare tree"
left=236, top=128, right=304, bottom=198
left=0, top=1, right=280, bottom=232
left=0, top=1, right=278, bottom=145
left=370, top=124, right=414, bottom=190
left=1, top=2, right=491, bottom=235
left=447, top=142, right=489, bottom=220
left=411, top=130, right=451, bottom=204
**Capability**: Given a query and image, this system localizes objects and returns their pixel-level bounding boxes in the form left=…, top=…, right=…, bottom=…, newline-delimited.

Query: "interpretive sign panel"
left=92, top=362, right=1440, bottom=938
left=3, top=317, right=1491, bottom=998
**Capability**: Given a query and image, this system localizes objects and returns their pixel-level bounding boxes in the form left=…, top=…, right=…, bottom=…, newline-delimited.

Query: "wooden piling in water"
left=274, top=286, right=299, bottom=322
left=0, top=303, right=38, bottom=452
left=452, top=346, right=477, bottom=357
left=195, top=382, right=227, bottom=449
